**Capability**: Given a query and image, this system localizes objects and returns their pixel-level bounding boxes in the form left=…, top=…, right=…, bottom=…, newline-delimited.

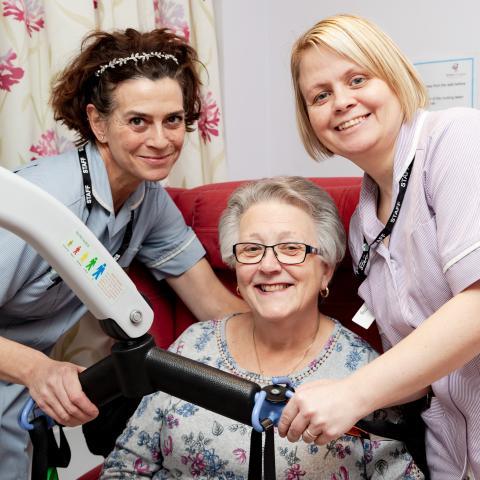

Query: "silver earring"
left=320, top=286, right=329, bottom=298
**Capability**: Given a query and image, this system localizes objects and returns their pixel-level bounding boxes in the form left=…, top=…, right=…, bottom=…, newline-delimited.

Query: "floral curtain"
left=0, top=0, right=226, bottom=366
left=0, top=0, right=226, bottom=187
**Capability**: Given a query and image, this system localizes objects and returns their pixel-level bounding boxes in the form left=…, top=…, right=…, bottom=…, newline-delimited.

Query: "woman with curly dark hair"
left=0, top=28, right=244, bottom=479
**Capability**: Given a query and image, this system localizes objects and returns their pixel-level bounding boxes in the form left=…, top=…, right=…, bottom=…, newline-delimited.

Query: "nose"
left=146, top=124, right=170, bottom=149
left=258, top=247, right=282, bottom=273
left=333, top=85, right=356, bottom=112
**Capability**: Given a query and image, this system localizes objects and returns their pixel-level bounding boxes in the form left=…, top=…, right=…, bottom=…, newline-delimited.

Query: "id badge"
left=352, top=302, right=376, bottom=329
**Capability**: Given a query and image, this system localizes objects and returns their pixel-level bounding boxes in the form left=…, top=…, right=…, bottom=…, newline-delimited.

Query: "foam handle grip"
left=145, top=347, right=261, bottom=426
left=79, top=355, right=121, bottom=406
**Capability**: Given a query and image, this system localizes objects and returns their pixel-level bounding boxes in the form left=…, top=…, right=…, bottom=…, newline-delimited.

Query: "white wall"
left=214, top=0, right=480, bottom=181
left=59, top=426, right=103, bottom=479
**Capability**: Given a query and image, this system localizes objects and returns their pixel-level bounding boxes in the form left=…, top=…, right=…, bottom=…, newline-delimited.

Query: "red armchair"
left=78, top=177, right=377, bottom=480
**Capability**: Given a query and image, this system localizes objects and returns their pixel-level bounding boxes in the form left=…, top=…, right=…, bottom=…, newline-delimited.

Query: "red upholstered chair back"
left=129, top=177, right=381, bottom=352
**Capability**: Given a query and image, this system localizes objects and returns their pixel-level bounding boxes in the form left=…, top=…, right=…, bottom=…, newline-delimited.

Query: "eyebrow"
left=306, top=68, right=367, bottom=92
left=123, top=109, right=185, bottom=118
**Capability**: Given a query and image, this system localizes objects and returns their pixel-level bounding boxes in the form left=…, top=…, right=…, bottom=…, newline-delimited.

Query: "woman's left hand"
left=277, top=378, right=365, bottom=445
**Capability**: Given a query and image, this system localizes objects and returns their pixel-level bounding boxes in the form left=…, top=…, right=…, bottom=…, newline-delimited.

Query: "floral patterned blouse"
left=100, top=317, right=424, bottom=479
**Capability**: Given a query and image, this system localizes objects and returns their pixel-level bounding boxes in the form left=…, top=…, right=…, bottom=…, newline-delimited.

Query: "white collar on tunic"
left=393, top=109, right=429, bottom=182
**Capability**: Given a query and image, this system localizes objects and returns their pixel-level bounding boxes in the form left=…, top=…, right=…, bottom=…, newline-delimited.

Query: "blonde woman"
left=280, top=13, right=480, bottom=479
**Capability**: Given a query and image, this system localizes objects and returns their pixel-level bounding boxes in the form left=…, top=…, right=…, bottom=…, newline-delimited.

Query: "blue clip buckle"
left=18, top=397, right=55, bottom=431
left=251, top=376, right=294, bottom=432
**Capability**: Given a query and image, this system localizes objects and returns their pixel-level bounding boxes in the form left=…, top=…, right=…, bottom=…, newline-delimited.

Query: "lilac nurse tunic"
left=350, top=108, right=480, bottom=479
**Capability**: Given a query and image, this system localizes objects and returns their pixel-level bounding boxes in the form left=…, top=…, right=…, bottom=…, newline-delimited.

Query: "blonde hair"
left=291, top=14, right=428, bottom=159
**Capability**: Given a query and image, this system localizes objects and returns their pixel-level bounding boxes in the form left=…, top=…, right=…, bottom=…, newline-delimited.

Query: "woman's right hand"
left=277, top=377, right=368, bottom=445
left=25, top=355, right=99, bottom=427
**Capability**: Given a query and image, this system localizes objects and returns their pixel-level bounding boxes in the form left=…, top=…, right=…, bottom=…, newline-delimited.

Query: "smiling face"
left=87, top=76, right=185, bottom=199
left=235, top=201, right=333, bottom=323
left=298, top=46, right=404, bottom=167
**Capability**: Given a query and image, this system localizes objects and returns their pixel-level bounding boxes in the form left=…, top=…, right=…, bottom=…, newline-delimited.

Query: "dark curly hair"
left=51, top=28, right=202, bottom=146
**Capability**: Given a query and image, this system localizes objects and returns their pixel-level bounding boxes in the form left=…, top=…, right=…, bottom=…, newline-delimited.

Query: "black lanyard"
left=77, top=145, right=94, bottom=215
left=77, top=145, right=134, bottom=262
left=48, top=147, right=136, bottom=289
left=355, top=157, right=415, bottom=279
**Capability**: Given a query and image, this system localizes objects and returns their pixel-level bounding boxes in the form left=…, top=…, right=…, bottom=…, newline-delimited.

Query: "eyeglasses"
left=233, top=242, right=321, bottom=265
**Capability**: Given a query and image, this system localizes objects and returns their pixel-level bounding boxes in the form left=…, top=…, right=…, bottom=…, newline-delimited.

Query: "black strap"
left=263, top=424, right=276, bottom=480
left=28, top=417, right=49, bottom=480
left=28, top=417, right=71, bottom=480
left=355, top=158, right=415, bottom=279
left=248, top=419, right=276, bottom=479
left=248, top=429, right=262, bottom=479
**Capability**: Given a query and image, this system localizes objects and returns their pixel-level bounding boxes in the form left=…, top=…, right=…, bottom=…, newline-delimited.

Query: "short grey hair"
left=219, top=176, right=346, bottom=268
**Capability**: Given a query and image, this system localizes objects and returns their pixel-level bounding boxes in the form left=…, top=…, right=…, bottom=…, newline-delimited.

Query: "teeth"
left=337, top=115, right=367, bottom=131
left=260, top=284, right=289, bottom=292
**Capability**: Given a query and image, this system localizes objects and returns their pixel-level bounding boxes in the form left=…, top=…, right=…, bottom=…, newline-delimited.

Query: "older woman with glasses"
left=100, top=176, right=423, bottom=479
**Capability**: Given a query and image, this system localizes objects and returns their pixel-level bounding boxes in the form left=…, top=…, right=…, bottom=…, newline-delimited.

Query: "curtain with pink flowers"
left=0, top=0, right=226, bottom=187
left=0, top=0, right=226, bottom=367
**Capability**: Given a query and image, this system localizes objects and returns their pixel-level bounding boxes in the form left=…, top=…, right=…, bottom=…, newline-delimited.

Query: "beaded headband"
left=95, top=51, right=179, bottom=77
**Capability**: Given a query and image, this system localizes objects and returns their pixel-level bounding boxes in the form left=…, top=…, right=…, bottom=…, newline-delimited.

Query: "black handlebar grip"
left=79, top=355, right=121, bottom=406
left=145, top=347, right=260, bottom=426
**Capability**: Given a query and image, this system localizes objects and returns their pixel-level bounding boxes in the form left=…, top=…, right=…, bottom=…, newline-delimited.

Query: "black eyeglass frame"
left=232, top=242, right=322, bottom=265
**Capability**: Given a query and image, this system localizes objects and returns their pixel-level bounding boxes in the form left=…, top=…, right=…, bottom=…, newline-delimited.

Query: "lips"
left=335, top=114, right=370, bottom=131
left=256, top=283, right=291, bottom=292
left=139, top=152, right=175, bottom=164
